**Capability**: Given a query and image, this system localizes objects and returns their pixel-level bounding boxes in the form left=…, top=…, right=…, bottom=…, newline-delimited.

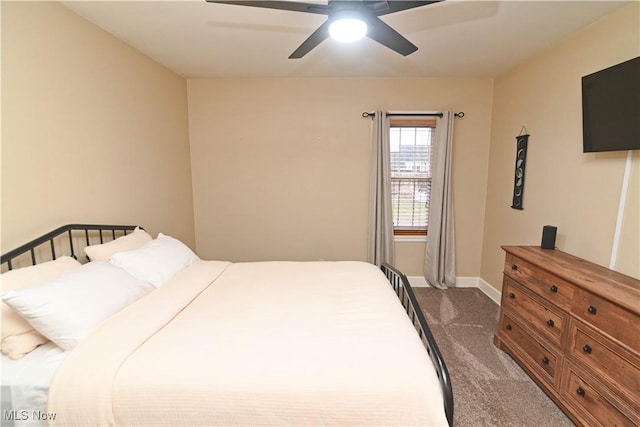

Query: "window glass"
left=389, top=119, right=435, bottom=235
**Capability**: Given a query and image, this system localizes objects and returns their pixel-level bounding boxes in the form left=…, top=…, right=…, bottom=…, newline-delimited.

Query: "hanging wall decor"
left=511, top=129, right=529, bottom=210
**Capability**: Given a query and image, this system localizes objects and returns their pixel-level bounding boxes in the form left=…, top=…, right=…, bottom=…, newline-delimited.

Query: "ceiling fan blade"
left=205, top=1, right=329, bottom=15
left=366, top=16, right=418, bottom=56
left=371, top=1, right=444, bottom=16
left=289, top=20, right=331, bottom=59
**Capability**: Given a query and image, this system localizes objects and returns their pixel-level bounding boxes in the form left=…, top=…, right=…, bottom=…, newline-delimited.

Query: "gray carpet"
left=414, top=287, right=575, bottom=427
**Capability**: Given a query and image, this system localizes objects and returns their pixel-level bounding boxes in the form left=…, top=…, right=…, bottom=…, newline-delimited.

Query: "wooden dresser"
left=494, top=246, right=640, bottom=426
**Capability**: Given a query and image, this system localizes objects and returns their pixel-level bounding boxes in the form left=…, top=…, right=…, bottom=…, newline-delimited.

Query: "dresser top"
left=502, top=246, right=639, bottom=314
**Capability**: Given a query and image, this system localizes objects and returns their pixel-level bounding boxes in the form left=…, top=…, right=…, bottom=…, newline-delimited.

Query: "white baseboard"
left=477, top=278, right=502, bottom=305
left=407, top=275, right=502, bottom=305
left=455, top=276, right=479, bottom=288
left=407, top=276, right=429, bottom=287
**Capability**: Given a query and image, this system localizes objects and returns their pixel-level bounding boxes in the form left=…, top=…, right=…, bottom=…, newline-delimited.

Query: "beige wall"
left=1, top=2, right=195, bottom=251
left=481, top=2, right=640, bottom=290
left=187, top=77, right=493, bottom=276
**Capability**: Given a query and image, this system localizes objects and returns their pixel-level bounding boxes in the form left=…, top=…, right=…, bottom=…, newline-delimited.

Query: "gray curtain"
left=424, top=111, right=456, bottom=288
left=367, top=111, right=395, bottom=267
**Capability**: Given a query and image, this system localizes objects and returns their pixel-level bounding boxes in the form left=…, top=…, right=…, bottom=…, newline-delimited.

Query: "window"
left=389, top=119, right=435, bottom=236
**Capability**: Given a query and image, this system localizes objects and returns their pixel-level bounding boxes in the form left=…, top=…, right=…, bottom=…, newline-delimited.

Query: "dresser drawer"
left=499, top=313, right=560, bottom=384
left=561, top=363, right=638, bottom=427
left=571, top=288, right=640, bottom=354
left=568, top=319, right=640, bottom=411
left=504, top=253, right=574, bottom=311
left=502, top=277, right=566, bottom=347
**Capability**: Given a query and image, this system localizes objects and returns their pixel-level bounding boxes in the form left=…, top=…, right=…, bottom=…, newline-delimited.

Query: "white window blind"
left=390, top=121, right=434, bottom=234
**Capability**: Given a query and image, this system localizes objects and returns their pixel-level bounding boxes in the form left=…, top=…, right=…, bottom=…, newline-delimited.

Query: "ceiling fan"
left=205, top=0, right=443, bottom=59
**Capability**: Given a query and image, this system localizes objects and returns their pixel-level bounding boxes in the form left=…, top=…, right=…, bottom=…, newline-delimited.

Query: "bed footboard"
left=381, top=263, right=454, bottom=427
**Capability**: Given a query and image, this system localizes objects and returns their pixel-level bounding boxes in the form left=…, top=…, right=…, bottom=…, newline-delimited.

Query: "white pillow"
left=109, top=233, right=200, bottom=288
left=2, top=261, right=154, bottom=351
left=84, top=227, right=152, bottom=262
left=1, top=256, right=81, bottom=359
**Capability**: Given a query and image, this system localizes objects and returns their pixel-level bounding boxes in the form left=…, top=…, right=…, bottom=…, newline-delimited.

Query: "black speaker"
left=511, top=134, right=529, bottom=210
left=541, top=225, right=557, bottom=250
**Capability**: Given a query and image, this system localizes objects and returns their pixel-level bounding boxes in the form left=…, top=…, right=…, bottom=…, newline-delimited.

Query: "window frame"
left=389, top=118, right=436, bottom=237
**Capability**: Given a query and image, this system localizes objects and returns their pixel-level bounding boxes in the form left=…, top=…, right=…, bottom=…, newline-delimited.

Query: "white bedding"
left=1, top=343, right=66, bottom=427
left=48, top=260, right=448, bottom=426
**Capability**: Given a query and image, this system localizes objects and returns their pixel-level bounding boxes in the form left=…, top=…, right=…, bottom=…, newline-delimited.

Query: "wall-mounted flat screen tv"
left=582, top=56, right=639, bottom=153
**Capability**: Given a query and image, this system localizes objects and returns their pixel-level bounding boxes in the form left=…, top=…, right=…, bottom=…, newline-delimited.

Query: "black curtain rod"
left=362, top=111, right=465, bottom=119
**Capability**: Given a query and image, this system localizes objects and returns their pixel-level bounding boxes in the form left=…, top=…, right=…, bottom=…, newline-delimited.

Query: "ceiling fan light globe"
left=329, top=18, right=368, bottom=43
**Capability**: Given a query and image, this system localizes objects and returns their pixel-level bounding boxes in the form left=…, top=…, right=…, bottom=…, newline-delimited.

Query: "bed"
left=1, top=224, right=453, bottom=426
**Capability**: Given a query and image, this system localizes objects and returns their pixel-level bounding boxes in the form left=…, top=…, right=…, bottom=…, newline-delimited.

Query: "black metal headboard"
left=1, top=224, right=139, bottom=271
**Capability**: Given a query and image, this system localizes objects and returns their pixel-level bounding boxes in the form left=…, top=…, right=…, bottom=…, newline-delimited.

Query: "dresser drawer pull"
left=550, top=285, right=558, bottom=293
left=509, top=293, right=516, bottom=299
left=587, top=305, right=598, bottom=315
left=511, top=264, right=518, bottom=271
left=576, top=387, right=586, bottom=397
left=546, top=319, right=555, bottom=328
left=506, top=324, right=512, bottom=331
left=542, top=356, right=549, bottom=365
left=583, top=344, right=592, bottom=354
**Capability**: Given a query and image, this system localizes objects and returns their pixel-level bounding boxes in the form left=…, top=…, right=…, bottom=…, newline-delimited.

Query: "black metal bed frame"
left=1, top=225, right=453, bottom=426
left=1, top=224, right=138, bottom=270
left=381, top=263, right=454, bottom=426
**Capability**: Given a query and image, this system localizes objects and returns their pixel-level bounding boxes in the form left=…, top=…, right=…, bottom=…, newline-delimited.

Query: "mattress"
left=1, top=342, right=66, bottom=427
left=48, top=260, right=447, bottom=426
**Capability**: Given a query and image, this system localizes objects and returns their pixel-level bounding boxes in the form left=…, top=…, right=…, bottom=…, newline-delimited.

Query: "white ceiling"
left=61, top=1, right=631, bottom=79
